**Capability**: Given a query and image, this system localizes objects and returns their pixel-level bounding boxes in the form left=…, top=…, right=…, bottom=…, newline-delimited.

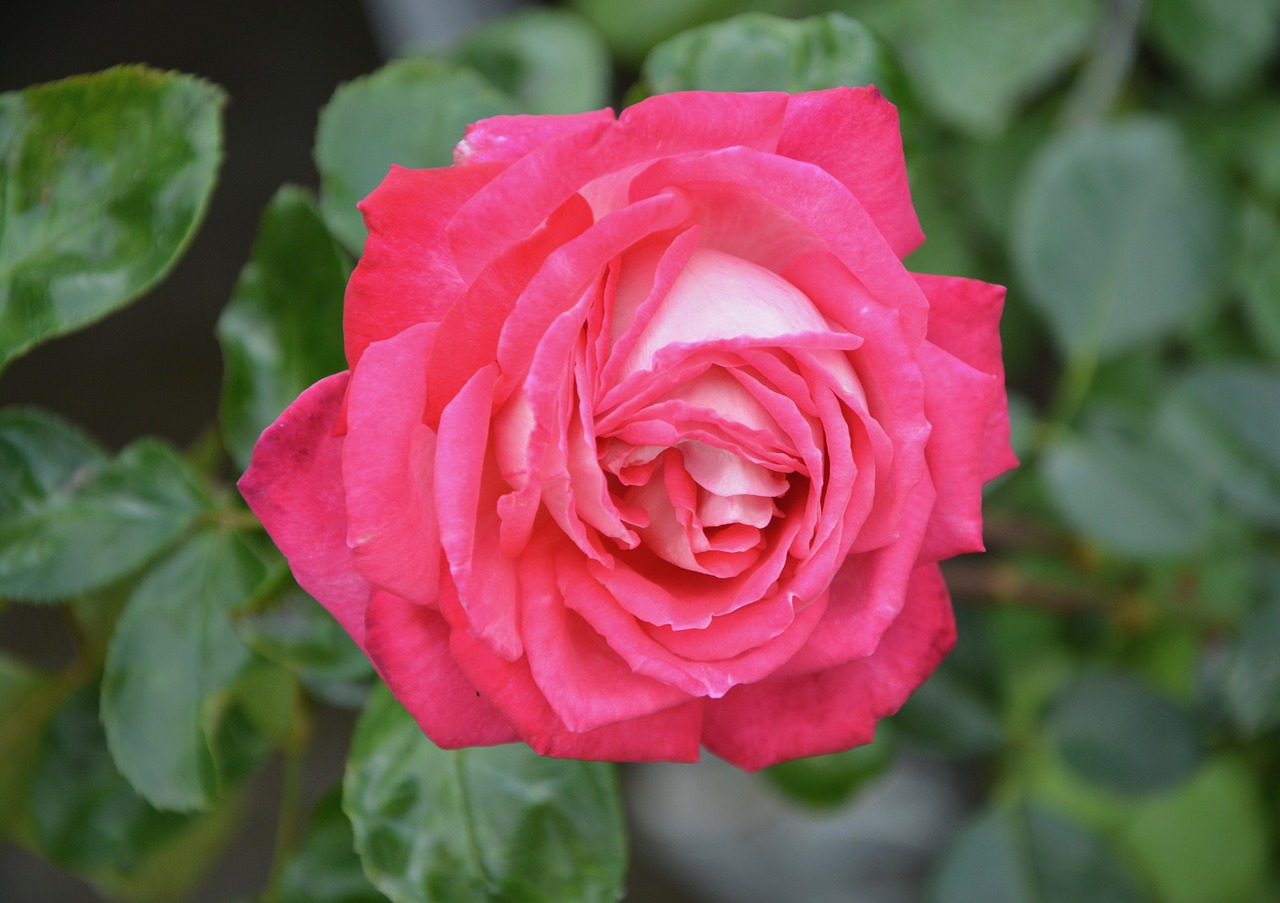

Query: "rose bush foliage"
left=240, top=87, right=1015, bottom=770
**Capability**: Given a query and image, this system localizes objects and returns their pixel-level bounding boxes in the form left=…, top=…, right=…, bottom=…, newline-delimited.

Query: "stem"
left=1060, top=0, right=1147, bottom=129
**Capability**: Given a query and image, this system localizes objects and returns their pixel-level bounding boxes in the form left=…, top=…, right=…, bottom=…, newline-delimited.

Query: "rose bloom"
left=240, top=88, right=1015, bottom=770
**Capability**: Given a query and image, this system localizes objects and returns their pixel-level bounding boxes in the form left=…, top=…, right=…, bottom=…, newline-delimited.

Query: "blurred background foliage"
left=1, top=0, right=1278, bottom=901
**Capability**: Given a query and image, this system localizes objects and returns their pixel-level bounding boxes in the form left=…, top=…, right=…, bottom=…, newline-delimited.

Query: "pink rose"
left=239, top=88, right=1015, bottom=770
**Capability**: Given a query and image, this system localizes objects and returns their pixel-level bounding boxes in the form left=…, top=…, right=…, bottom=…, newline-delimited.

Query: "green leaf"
left=1156, top=364, right=1280, bottom=529
left=1121, top=758, right=1269, bottom=903
left=1013, top=118, right=1233, bottom=360
left=1147, top=0, right=1280, bottom=98
left=315, top=59, right=515, bottom=255
left=930, top=804, right=1145, bottom=903
left=1042, top=408, right=1213, bottom=557
left=344, top=684, right=627, bottom=903
left=29, top=684, right=193, bottom=872
left=763, top=726, right=892, bottom=808
left=101, top=529, right=267, bottom=811
left=1046, top=673, right=1203, bottom=796
left=641, top=12, right=908, bottom=100
left=1221, top=592, right=1280, bottom=735
left=217, top=185, right=350, bottom=469
left=0, top=410, right=207, bottom=601
left=0, top=66, right=223, bottom=369
left=233, top=584, right=374, bottom=708
left=1236, top=203, right=1280, bottom=359
left=850, top=0, right=1098, bottom=135
left=453, top=9, right=611, bottom=115
left=275, top=788, right=389, bottom=903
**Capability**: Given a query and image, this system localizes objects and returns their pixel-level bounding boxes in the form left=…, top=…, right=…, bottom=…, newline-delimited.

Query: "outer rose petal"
left=778, top=87, right=925, bottom=258
left=344, top=162, right=503, bottom=369
left=438, top=572, right=704, bottom=762
left=916, top=273, right=1018, bottom=481
left=454, top=109, right=616, bottom=164
left=238, top=373, right=372, bottom=650
left=916, top=340, right=997, bottom=562
left=446, top=91, right=789, bottom=281
left=365, top=590, right=519, bottom=747
left=342, top=322, right=441, bottom=605
left=702, top=563, right=956, bottom=771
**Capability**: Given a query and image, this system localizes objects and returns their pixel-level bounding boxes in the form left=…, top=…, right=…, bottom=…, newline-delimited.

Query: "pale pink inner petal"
left=617, top=247, right=837, bottom=380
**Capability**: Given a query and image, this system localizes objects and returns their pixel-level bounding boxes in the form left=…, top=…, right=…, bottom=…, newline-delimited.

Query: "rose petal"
left=343, top=322, right=442, bottom=605
left=448, top=91, right=789, bottom=281
left=438, top=571, right=703, bottom=761
left=344, top=163, right=502, bottom=369
left=455, top=108, right=616, bottom=165
left=519, top=535, right=693, bottom=732
left=365, top=590, right=519, bottom=746
left=916, top=341, right=997, bottom=562
left=778, top=87, right=924, bottom=258
left=702, top=562, right=955, bottom=770
left=238, top=373, right=373, bottom=650
left=435, top=365, right=522, bottom=660
left=916, top=273, right=1018, bottom=481
left=425, top=192, right=595, bottom=426
left=629, top=146, right=929, bottom=345
left=776, top=476, right=937, bottom=676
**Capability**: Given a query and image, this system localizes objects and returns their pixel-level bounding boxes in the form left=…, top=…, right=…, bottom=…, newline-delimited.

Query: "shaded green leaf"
left=569, top=0, right=796, bottom=65
left=453, top=8, right=610, bottom=115
left=1121, top=758, right=1268, bottom=903
left=1221, top=592, right=1280, bottom=735
left=849, top=0, right=1097, bottom=135
left=29, top=684, right=192, bottom=872
left=1157, top=363, right=1280, bottom=529
left=234, top=584, right=374, bottom=709
left=101, top=530, right=267, bottom=811
left=315, top=59, right=515, bottom=255
left=930, top=804, right=1145, bottom=903
left=763, top=726, right=892, bottom=808
left=217, top=185, right=349, bottom=469
left=0, top=410, right=207, bottom=601
left=1013, top=118, right=1232, bottom=360
left=641, top=12, right=907, bottom=100
left=893, top=664, right=1004, bottom=758
left=276, top=788, right=390, bottom=903
left=1236, top=203, right=1280, bottom=359
left=344, top=684, right=627, bottom=903
left=1147, top=0, right=1280, bottom=98
left=0, top=66, right=223, bottom=368
left=1047, top=673, right=1202, bottom=795
left=0, top=652, right=65, bottom=836
left=1042, top=409, right=1213, bottom=557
